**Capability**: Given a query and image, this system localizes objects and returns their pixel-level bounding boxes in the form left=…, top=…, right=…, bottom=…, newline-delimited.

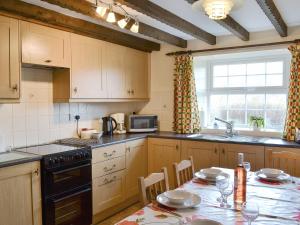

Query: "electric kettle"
left=102, top=116, right=117, bottom=136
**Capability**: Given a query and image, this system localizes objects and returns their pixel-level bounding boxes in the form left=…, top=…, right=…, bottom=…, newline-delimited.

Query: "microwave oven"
left=127, top=114, right=158, bottom=133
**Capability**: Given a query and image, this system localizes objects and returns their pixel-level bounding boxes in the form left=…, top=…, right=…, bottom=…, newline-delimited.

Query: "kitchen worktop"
left=0, top=151, right=42, bottom=169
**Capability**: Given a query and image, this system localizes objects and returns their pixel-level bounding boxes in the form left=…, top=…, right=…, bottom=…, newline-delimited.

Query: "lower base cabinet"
left=0, top=161, right=42, bottom=225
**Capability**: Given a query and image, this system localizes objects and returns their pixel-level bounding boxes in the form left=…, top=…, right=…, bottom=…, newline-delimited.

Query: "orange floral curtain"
left=173, top=54, right=201, bottom=134
left=283, top=44, right=300, bottom=141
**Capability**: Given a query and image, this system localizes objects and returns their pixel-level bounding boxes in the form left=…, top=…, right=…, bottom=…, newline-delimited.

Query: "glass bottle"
left=234, top=153, right=246, bottom=206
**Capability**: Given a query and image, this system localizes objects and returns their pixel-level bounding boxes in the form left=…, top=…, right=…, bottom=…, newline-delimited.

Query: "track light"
left=96, top=5, right=107, bottom=17
left=117, top=16, right=130, bottom=29
left=106, top=6, right=116, bottom=23
left=130, top=21, right=139, bottom=33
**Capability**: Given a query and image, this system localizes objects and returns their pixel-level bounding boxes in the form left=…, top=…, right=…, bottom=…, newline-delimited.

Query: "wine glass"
left=243, top=162, right=251, bottom=179
left=242, top=202, right=259, bottom=225
left=216, top=177, right=229, bottom=204
left=220, top=182, right=233, bottom=208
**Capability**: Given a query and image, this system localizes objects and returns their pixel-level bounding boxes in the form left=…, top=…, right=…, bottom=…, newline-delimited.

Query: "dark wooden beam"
left=185, top=0, right=249, bottom=41
left=0, top=0, right=160, bottom=52
left=255, top=0, right=287, bottom=37
left=41, top=0, right=187, bottom=48
left=115, top=0, right=216, bottom=45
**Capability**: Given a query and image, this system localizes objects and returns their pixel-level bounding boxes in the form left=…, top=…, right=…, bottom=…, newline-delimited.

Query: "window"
left=194, top=50, right=290, bottom=132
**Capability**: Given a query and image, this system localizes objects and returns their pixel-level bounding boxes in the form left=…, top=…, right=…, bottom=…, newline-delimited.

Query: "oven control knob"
left=54, top=158, right=59, bottom=164
left=59, top=156, right=64, bottom=162
left=84, top=152, right=90, bottom=158
left=49, top=158, right=53, bottom=165
left=75, top=153, right=80, bottom=159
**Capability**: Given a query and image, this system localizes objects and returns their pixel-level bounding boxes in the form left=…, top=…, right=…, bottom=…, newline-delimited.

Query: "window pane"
left=228, top=95, right=245, bottom=109
left=228, top=64, right=246, bottom=76
left=266, top=74, right=283, bottom=86
left=209, top=109, right=227, bottom=125
left=266, top=94, right=287, bottom=110
left=247, top=63, right=265, bottom=75
left=210, top=95, right=227, bottom=108
left=247, top=94, right=265, bottom=109
left=247, top=75, right=265, bottom=87
left=247, top=110, right=264, bottom=120
left=265, top=110, right=286, bottom=130
left=267, top=61, right=283, bottom=74
left=195, top=67, right=206, bottom=91
left=213, top=65, right=227, bottom=76
left=213, top=77, right=227, bottom=88
left=228, top=110, right=245, bottom=125
left=228, top=76, right=246, bottom=87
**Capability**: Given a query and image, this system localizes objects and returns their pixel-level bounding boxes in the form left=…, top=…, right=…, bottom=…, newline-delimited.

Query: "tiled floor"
left=96, top=203, right=141, bottom=225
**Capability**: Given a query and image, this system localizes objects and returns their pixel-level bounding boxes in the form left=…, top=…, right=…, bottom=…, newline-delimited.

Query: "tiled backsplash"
left=0, top=67, right=144, bottom=151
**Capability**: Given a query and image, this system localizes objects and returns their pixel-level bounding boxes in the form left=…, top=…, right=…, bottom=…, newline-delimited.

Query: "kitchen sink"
left=187, top=133, right=230, bottom=140
left=186, top=134, right=266, bottom=143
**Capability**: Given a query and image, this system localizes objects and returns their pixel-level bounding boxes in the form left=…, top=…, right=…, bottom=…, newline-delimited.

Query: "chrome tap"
left=215, top=117, right=236, bottom=137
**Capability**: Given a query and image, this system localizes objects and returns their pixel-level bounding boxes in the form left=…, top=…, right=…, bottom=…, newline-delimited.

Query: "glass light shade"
left=203, top=0, right=234, bottom=20
left=117, top=17, right=130, bottom=29
left=106, top=11, right=116, bottom=23
left=130, top=21, right=139, bottom=33
left=96, top=6, right=107, bottom=17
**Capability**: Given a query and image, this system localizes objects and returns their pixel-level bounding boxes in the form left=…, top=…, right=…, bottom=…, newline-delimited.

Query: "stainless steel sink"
left=187, top=133, right=230, bottom=140
left=187, top=133, right=265, bottom=143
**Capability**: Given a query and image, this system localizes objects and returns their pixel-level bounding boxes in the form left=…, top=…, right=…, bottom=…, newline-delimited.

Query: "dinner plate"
left=190, top=219, right=222, bottom=225
left=255, top=171, right=290, bottom=182
left=156, top=192, right=201, bottom=209
left=195, top=171, right=230, bottom=182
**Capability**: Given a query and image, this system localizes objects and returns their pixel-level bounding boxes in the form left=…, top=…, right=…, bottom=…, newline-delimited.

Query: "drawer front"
left=92, top=156, right=125, bottom=179
left=92, top=170, right=125, bottom=215
left=92, top=143, right=126, bottom=164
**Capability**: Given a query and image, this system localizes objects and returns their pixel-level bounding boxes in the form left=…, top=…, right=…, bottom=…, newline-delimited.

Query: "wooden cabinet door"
left=105, top=43, right=127, bottom=98
left=220, top=144, right=264, bottom=171
left=21, top=21, right=70, bottom=68
left=0, top=162, right=42, bottom=225
left=125, top=139, right=147, bottom=199
left=70, top=34, right=107, bottom=99
left=0, top=16, right=20, bottom=99
left=181, top=140, right=220, bottom=171
left=148, top=138, right=181, bottom=188
left=265, top=147, right=300, bottom=176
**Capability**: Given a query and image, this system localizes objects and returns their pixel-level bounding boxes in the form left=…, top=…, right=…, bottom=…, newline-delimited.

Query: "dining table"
left=115, top=168, right=300, bottom=225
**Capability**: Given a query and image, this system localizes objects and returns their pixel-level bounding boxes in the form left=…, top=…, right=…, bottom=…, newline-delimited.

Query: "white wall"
left=0, top=67, right=144, bottom=151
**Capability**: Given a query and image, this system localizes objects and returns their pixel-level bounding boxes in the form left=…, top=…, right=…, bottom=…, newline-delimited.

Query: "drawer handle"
left=103, top=150, right=116, bottom=158
left=103, top=164, right=116, bottom=172
left=11, top=84, right=18, bottom=92
left=45, top=59, right=52, bottom=63
left=103, top=176, right=117, bottom=184
left=131, top=89, right=134, bottom=95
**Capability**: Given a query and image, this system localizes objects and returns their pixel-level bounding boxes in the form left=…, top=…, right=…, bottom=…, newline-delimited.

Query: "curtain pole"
left=166, top=39, right=300, bottom=56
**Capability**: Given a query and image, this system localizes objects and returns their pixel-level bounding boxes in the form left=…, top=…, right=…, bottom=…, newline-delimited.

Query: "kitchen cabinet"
left=70, top=34, right=107, bottom=99
left=265, top=147, right=300, bottom=176
left=220, top=144, right=264, bottom=171
left=181, top=140, right=220, bottom=171
left=0, top=16, right=20, bottom=100
left=148, top=138, right=181, bottom=188
left=0, top=161, right=42, bottom=225
left=21, top=21, right=70, bottom=68
left=125, top=139, right=148, bottom=199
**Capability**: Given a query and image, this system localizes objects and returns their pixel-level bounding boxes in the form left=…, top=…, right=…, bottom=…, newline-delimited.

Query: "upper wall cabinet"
left=70, top=34, right=107, bottom=99
left=0, top=16, right=20, bottom=100
left=21, top=21, right=71, bottom=68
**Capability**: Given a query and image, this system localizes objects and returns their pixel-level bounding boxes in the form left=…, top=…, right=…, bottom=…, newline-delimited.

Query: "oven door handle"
left=51, top=163, right=91, bottom=176
left=53, top=187, right=91, bottom=203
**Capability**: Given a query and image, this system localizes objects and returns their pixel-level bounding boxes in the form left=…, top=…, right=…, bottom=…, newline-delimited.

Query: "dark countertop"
left=89, top=131, right=300, bottom=149
left=0, top=151, right=42, bottom=169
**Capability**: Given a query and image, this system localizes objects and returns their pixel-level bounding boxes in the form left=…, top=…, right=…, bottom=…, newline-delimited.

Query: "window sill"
left=201, top=128, right=283, bottom=138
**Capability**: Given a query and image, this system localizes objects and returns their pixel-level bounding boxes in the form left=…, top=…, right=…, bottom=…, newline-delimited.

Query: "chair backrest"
left=138, top=167, right=169, bottom=206
left=173, top=156, right=195, bottom=188
left=269, top=151, right=300, bottom=176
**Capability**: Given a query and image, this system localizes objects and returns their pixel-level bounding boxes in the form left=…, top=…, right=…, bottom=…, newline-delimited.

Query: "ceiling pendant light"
left=130, top=21, right=139, bottom=33
left=96, top=5, right=107, bottom=17
left=117, top=16, right=130, bottom=29
left=106, top=5, right=116, bottom=23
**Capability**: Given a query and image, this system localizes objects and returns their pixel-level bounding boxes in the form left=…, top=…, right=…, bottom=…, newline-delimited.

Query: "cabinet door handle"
left=131, top=89, right=134, bottom=95
left=45, top=59, right=52, bottom=63
left=222, top=149, right=225, bottom=154
left=127, top=90, right=131, bottom=94
left=176, top=145, right=179, bottom=150
left=11, top=84, right=18, bottom=92
left=214, top=148, right=217, bottom=154
left=33, top=168, right=39, bottom=176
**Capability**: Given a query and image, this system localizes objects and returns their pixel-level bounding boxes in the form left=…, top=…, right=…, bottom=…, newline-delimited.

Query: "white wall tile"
left=38, top=115, right=50, bottom=130
left=13, top=132, right=27, bottom=147
left=26, top=131, right=39, bottom=146
left=26, top=116, right=38, bottom=131
left=13, top=116, right=26, bottom=132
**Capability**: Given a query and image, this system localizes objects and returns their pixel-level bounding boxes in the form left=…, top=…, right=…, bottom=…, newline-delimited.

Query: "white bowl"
left=164, top=190, right=192, bottom=205
left=200, top=168, right=222, bottom=179
left=260, top=168, right=283, bottom=178
left=190, top=219, right=222, bottom=225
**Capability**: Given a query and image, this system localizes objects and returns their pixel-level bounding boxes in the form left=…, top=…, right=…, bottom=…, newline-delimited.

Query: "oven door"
left=44, top=186, right=92, bottom=225
left=43, top=161, right=91, bottom=196
left=129, top=115, right=158, bottom=132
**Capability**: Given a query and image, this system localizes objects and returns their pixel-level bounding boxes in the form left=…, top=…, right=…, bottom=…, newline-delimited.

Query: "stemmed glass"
left=242, top=202, right=259, bottom=225
left=220, top=182, right=233, bottom=208
left=243, top=162, right=251, bottom=180
left=216, top=177, right=229, bottom=205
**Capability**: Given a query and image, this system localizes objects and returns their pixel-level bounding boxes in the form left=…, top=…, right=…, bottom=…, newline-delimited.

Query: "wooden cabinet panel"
left=92, top=170, right=125, bottom=215
left=21, top=21, right=70, bottom=67
left=181, top=140, right=220, bottom=171
left=220, top=144, right=264, bottom=171
left=0, top=16, right=20, bottom=99
left=92, top=143, right=126, bottom=164
left=125, top=139, right=148, bottom=199
left=92, top=156, right=125, bottom=179
left=265, top=147, right=300, bottom=176
left=148, top=138, right=181, bottom=188
left=0, top=162, right=42, bottom=225
left=70, top=34, right=107, bottom=99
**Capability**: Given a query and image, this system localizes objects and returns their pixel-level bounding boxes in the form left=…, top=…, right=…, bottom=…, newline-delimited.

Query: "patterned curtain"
left=283, top=43, right=300, bottom=141
left=173, top=54, right=201, bottom=134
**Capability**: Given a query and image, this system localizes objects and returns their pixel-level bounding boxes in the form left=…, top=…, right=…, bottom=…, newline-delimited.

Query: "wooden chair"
left=173, top=156, right=195, bottom=188
left=269, top=151, right=300, bottom=176
left=138, top=167, right=170, bottom=206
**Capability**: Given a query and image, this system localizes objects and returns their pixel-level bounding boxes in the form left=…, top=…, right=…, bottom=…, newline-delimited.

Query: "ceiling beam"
left=185, top=0, right=249, bottom=41
left=255, top=0, right=287, bottom=37
left=40, top=0, right=187, bottom=48
left=0, top=0, right=160, bottom=52
left=115, top=0, right=216, bottom=45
